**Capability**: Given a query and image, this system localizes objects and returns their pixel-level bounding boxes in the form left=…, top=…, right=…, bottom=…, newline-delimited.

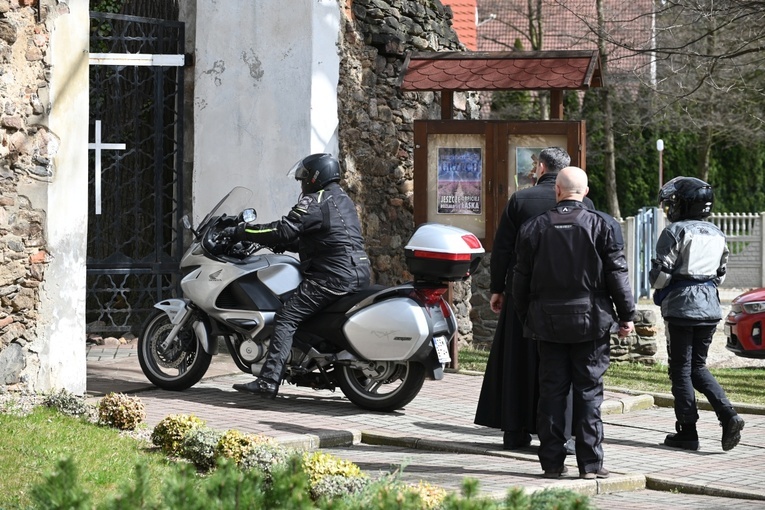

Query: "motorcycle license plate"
left=433, top=336, right=451, bottom=363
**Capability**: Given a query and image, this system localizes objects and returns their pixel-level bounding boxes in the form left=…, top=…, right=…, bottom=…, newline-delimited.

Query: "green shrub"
left=332, top=479, right=430, bottom=510
left=151, top=414, right=205, bottom=456
left=180, top=426, right=222, bottom=470
left=240, top=441, right=291, bottom=482
left=43, top=389, right=90, bottom=418
left=527, top=487, right=594, bottom=509
left=30, top=458, right=91, bottom=510
left=310, top=474, right=371, bottom=502
left=28, top=452, right=595, bottom=510
left=302, top=450, right=365, bottom=486
left=97, top=393, right=146, bottom=430
left=407, top=481, right=447, bottom=509
left=215, top=429, right=275, bottom=465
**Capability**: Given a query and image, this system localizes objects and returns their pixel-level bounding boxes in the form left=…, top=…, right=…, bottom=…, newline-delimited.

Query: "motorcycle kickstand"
left=315, top=364, right=335, bottom=392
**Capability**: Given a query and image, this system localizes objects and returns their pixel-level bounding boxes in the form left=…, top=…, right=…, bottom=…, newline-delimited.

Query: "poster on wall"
left=515, top=147, right=545, bottom=190
left=436, top=147, right=482, bottom=215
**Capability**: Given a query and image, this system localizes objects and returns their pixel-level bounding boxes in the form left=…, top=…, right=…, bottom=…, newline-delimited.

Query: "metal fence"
left=622, top=210, right=765, bottom=300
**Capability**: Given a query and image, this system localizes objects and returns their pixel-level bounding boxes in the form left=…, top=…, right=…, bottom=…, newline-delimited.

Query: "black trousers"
left=666, top=322, right=733, bottom=423
left=258, top=278, right=348, bottom=384
left=537, top=335, right=610, bottom=474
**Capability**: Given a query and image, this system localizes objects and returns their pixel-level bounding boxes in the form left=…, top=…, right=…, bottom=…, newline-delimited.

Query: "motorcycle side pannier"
left=404, top=223, right=485, bottom=282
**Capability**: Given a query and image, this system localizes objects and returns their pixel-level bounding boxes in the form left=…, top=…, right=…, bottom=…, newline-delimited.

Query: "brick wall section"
left=0, top=1, right=64, bottom=388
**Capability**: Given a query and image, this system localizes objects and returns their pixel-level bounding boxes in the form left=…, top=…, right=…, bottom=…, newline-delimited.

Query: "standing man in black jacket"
left=513, top=166, right=635, bottom=479
left=474, top=147, right=593, bottom=451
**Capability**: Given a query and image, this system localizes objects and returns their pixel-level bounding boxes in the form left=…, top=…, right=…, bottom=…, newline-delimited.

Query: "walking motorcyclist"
left=228, top=153, right=371, bottom=399
left=650, top=176, right=744, bottom=451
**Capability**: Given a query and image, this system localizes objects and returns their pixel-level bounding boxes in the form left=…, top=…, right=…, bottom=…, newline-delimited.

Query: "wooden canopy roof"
left=399, top=50, right=603, bottom=91
left=398, top=50, right=602, bottom=120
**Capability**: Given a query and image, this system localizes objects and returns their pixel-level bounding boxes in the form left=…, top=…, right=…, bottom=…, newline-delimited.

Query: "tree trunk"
left=697, top=130, right=713, bottom=183
left=603, top=87, right=620, bottom=218
left=597, top=0, right=621, bottom=218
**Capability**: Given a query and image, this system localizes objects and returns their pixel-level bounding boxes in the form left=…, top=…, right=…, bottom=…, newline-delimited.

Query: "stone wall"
left=0, top=1, right=59, bottom=388
left=0, top=0, right=87, bottom=393
left=337, top=0, right=480, bottom=344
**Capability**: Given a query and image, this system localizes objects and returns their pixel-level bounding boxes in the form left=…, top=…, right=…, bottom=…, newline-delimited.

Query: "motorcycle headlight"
left=742, top=301, right=765, bottom=314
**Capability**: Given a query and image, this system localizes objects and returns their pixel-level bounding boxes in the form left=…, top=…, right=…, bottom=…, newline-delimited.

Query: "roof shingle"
left=399, top=50, right=603, bottom=91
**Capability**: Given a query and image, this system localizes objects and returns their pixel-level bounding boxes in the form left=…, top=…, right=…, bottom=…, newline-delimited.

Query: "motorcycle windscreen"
left=342, top=298, right=430, bottom=360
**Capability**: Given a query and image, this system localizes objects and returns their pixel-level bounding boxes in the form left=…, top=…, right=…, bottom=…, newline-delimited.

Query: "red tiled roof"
left=477, top=0, right=653, bottom=77
left=399, top=50, right=602, bottom=91
left=441, top=0, right=478, bottom=51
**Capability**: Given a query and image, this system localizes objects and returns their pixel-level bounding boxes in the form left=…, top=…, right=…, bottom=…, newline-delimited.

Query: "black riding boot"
left=718, top=407, right=745, bottom=452
left=664, top=421, right=699, bottom=450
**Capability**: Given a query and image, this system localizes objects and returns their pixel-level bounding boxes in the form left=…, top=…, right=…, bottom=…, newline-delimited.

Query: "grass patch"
left=0, top=406, right=176, bottom=509
left=457, top=347, right=765, bottom=406
left=0, top=403, right=596, bottom=510
left=455, top=346, right=492, bottom=372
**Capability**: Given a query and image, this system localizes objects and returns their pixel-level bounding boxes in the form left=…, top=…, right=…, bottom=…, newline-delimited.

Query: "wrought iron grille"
left=87, top=13, right=185, bottom=335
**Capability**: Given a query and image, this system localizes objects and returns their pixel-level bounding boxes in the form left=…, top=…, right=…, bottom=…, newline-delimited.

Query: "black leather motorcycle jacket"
left=490, top=172, right=594, bottom=295
left=512, top=200, right=635, bottom=343
left=241, top=182, right=370, bottom=290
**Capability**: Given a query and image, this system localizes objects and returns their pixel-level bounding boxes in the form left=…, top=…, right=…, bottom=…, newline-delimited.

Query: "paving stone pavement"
left=87, top=344, right=765, bottom=509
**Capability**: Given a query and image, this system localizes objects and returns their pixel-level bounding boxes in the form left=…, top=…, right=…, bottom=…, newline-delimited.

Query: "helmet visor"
left=658, top=176, right=683, bottom=202
left=287, top=159, right=309, bottom=180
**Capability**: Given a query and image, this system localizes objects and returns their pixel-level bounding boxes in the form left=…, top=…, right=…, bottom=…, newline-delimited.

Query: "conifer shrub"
left=97, top=392, right=146, bottom=430
left=151, top=414, right=205, bottom=456
left=30, top=458, right=92, bottom=510
left=29, top=453, right=595, bottom=510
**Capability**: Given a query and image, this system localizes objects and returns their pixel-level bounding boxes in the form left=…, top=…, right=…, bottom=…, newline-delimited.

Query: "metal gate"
left=87, top=13, right=185, bottom=335
left=632, top=207, right=663, bottom=301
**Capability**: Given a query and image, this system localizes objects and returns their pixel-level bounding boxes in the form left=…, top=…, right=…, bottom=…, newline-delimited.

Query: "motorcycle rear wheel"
left=336, top=361, right=426, bottom=412
left=138, top=310, right=212, bottom=391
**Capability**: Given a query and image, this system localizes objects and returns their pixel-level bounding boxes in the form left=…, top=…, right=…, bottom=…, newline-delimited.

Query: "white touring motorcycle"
left=138, top=187, right=484, bottom=412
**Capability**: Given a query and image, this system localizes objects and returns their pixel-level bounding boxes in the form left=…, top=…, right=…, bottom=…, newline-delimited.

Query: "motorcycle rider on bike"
left=227, top=153, right=371, bottom=399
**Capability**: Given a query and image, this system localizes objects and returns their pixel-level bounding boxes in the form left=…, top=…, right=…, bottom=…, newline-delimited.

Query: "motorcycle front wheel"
left=336, top=361, right=426, bottom=412
left=138, top=310, right=213, bottom=391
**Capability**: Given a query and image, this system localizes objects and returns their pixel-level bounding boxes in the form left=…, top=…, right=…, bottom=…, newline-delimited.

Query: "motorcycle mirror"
left=241, top=208, right=257, bottom=223
left=181, top=214, right=201, bottom=239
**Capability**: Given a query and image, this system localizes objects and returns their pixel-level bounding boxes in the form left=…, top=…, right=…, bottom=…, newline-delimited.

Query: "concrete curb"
left=239, top=426, right=765, bottom=503
left=277, top=429, right=363, bottom=450
left=607, top=387, right=765, bottom=416
left=361, top=431, right=648, bottom=499
left=602, top=394, right=654, bottom=415
left=646, top=475, right=765, bottom=502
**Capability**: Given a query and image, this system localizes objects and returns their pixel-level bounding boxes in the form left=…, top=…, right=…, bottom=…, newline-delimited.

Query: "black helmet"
left=288, top=153, right=341, bottom=194
left=658, top=176, right=714, bottom=222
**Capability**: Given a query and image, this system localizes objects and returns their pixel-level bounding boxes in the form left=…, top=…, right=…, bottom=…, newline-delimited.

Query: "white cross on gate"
left=88, top=120, right=126, bottom=215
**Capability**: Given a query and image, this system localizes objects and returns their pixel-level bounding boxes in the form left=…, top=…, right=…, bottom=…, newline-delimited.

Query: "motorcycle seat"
left=322, top=284, right=387, bottom=313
